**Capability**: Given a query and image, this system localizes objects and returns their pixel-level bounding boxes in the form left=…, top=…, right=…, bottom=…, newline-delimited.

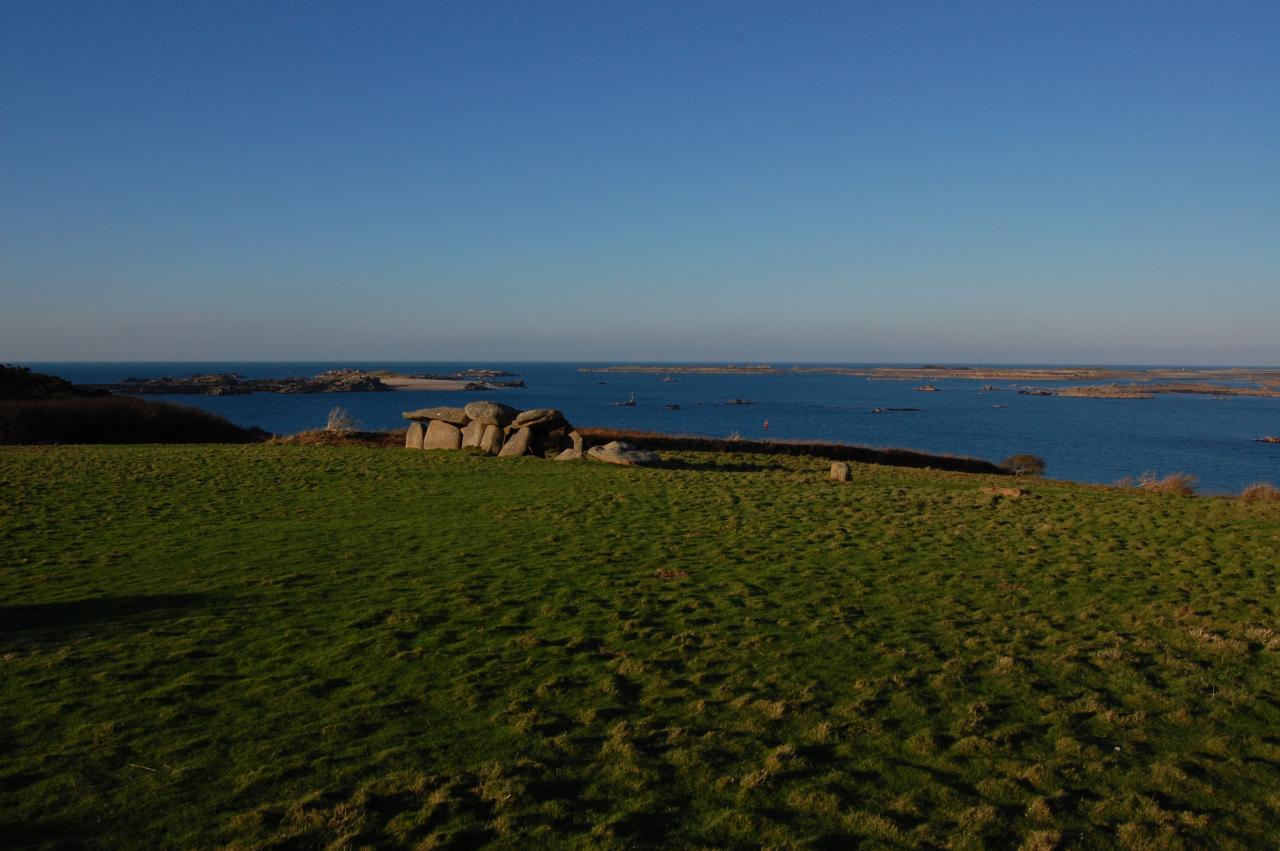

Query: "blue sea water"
left=21, top=361, right=1280, bottom=494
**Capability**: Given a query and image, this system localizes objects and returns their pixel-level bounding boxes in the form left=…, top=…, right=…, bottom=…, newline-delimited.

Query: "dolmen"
left=403, top=401, right=579, bottom=458
left=403, top=402, right=662, bottom=466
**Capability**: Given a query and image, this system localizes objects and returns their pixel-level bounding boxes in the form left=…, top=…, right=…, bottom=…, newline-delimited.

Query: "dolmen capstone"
left=403, top=402, right=577, bottom=458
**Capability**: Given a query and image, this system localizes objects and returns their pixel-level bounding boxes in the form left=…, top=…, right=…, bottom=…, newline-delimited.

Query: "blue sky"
left=2, top=1, right=1277, bottom=363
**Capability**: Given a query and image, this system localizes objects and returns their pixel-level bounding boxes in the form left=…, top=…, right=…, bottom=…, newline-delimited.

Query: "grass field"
left=2, top=445, right=1280, bottom=849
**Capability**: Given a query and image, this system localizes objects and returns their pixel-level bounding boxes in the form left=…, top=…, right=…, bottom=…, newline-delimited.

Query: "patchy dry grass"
left=2, top=445, right=1280, bottom=848
left=1240, top=482, right=1280, bottom=503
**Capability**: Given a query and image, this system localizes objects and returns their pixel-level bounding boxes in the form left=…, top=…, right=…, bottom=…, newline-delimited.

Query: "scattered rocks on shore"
left=586, top=441, right=662, bottom=467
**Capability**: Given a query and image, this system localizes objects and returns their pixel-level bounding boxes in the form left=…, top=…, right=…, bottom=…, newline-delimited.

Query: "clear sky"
left=2, top=1, right=1277, bottom=363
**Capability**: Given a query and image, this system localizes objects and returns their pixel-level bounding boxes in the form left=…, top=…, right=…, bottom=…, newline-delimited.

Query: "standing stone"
left=569, top=431, right=583, bottom=453
left=405, top=422, right=426, bottom=449
left=424, top=420, right=463, bottom=450
left=460, top=419, right=485, bottom=449
left=479, top=424, right=504, bottom=455
left=498, top=427, right=532, bottom=457
left=830, top=462, right=850, bottom=482
left=463, top=401, right=520, bottom=427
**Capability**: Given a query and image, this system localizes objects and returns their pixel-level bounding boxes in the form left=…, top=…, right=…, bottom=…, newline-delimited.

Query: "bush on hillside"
left=1001, top=453, right=1047, bottom=476
left=0, top=396, right=265, bottom=445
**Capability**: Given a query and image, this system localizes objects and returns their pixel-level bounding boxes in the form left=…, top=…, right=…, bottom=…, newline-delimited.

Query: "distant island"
left=78, top=368, right=526, bottom=396
left=580, top=365, right=1280, bottom=398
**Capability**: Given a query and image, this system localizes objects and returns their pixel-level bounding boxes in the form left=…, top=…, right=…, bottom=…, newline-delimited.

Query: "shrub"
left=1134, top=471, right=1197, bottom=496
left=1239, top=482, right=1280, bottom=503
left=1002, top=454, right=1046, bottom=476
left=326, top=406, right=358, bottom=434
left=0, top=396, right=264, bottom=444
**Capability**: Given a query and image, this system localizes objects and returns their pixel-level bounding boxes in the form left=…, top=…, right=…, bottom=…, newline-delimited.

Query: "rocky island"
left=79, top=368, right=526, bottom=396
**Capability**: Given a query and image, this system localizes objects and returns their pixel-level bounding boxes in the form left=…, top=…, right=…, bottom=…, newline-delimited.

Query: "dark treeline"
left=1, top=365, right=264, bottom=444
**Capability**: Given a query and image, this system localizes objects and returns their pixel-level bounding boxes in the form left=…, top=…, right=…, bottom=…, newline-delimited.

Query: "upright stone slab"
left=479, top=424, right=504, bottom=455
left=498, top=427, right=532, bottom=457
left=829, top=462, right=850, bottom=482
left=460, top=419, right=485, bottom=449
left=424, top=420, right=463, bottom=450
left=405, top=421, right=426, bottom=449
left=569, top=431, right=583, bottom=453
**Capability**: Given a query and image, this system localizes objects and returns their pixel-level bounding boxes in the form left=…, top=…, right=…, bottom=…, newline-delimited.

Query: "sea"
left=22, top=361, right=1280, bottom=495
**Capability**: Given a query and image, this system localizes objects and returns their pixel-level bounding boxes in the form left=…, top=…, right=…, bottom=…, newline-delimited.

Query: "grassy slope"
left=2, top=445, right=1279, bottom=849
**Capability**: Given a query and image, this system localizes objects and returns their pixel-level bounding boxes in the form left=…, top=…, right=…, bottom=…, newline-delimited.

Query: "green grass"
left=2, top=445, right=1280, bottom=849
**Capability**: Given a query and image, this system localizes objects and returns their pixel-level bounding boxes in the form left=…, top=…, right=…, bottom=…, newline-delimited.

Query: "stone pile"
left=404, top=401, right=580, bottom=458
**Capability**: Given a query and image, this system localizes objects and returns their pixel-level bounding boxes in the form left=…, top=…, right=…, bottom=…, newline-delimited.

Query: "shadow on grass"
left=661, top=458, right=790, bottom=473
left=0, top=593, right=217, bottom=640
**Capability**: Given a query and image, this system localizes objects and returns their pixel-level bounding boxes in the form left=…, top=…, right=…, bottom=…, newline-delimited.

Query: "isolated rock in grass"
left=402, top=406, right=469, bottom=425
left=499, top=427, right=532, bottom=457
left=982, top=486, right=1028, bottom=498
left=405, top=422, right=426, bottom=450
left=479, top=424, right=504, bottom=455
left=424, top=420, right=463, bottom=450
left=464, top=401, right=519, bottom=427
left=586, top=440, right=662, bottom=467
left=830, top=461, right=850, bottom=482
left=512, top=408, right=568, bottom=430
left=460, top=419, right=485, bottom=449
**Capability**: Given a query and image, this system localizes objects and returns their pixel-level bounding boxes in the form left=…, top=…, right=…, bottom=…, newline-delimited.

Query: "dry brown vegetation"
left=1122, top=471, right=1198, bottom=495
left=1239, top=482, right=1280, bottom=503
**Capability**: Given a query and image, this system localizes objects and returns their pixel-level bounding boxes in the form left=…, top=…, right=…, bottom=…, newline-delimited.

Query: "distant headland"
left=579, top=365, right=1280, bottom=398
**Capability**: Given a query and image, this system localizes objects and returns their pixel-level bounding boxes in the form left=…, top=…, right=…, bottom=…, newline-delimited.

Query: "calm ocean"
left=22, top=361, right=1280, bottom=494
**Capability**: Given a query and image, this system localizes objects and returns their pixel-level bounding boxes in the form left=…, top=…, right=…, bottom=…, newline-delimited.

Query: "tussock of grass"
left=1239, top=482, right=1280, bottom=503
left=1119, top=471, right=1198, bottom=495
left=2, top=445, right=1279, bottom=846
